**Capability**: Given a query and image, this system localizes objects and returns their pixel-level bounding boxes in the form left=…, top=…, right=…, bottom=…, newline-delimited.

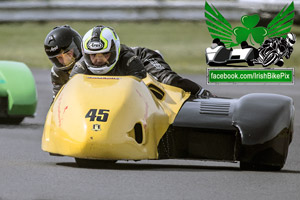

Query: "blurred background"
left=0, top=0, right=299, bottom=75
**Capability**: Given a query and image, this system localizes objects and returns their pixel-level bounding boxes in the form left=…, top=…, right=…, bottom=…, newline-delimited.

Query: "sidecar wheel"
left=75, top=158, right=117, bottom=168
left=247, top=60, right=254, bottom=66
left=240, top=162, right=283, bottom=171
left=262, top=52, right=278, bottom=67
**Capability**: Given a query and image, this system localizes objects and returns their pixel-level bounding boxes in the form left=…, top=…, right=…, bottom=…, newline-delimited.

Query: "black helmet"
left=44, top=25, right=82, bottom=70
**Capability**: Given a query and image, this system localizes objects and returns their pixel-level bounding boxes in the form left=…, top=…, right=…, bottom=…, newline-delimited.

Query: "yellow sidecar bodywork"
left=42, top=74, right=189, bottom=160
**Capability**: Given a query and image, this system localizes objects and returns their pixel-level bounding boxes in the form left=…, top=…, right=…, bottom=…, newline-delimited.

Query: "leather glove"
left=196, top=88, right=215, bottom=99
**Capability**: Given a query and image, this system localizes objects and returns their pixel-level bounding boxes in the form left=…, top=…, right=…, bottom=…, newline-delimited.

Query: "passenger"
left=212, top=38, right=225, bottom=48
left=70, top=25, right=213, bottom=98
left=44, top=25, right=82, bottom=99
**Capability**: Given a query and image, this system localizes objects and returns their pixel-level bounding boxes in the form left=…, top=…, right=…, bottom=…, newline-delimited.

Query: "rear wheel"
left=75, top=158, right=117, bottom=168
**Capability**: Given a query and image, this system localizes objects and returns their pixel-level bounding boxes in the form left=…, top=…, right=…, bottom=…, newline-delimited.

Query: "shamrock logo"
left=204, top=1, right=294, bottom=48
left=233, top=14, right=268, bottom=46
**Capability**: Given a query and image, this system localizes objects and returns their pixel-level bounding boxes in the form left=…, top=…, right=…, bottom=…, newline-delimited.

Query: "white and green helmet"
left=82, top=25, right=121, bottom=74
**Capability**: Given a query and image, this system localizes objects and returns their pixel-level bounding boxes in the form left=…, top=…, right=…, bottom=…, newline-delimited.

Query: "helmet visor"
left=56, top=50, right=75, bottom=65
left=84, top=52, right=112, bottom=68
left=49, top=42, right=81, bottom=70
left=89, top=52, right=111, bottom=67
left=289, top=39, right=295, bottom=45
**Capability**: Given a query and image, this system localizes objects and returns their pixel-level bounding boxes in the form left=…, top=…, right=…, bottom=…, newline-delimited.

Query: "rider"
left=257, top=32, right=296, bottom=67
left=44, top=25, right=82, bottom=99
left=70, top=25, right=212, bottom=97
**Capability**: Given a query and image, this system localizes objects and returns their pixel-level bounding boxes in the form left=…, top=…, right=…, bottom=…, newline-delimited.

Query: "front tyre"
left=75, top=158, right=117, bottom=168
left=262, top=52, right=278, bottom=67
left=0, top=117, right=24, bottom=125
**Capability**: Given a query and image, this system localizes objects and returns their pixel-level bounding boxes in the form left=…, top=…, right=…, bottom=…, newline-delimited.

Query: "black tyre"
left=0, top=117, right=24, bottom=125
left=240, top=143, right=289, bottom=172
left=247, top=60, right=254, bottom=66
left=75, top=158, right=116, bottom=168
left=275, top=60, right=284, bottom=67
left=262, top=52, right=278, bottom=67
left=240, top=161, right=283, bottom=171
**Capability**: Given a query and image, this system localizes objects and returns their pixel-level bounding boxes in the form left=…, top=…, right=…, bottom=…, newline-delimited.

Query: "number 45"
left=85, top=109, right=110, bottom=122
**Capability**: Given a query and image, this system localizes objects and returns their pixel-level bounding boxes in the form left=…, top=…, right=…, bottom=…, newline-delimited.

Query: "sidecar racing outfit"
left=71, top=44, right=206, bottom=96
left=45, top=25, right=82, bottom=98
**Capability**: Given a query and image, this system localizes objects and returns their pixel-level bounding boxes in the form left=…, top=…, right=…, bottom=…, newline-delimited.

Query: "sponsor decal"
left=87, top=76, right=120, bottom=80
left=147, top=58, right=164, bottom=69
left=50, top=45, right=58, bottom=52
left=92, top=124, right=101, bottom=131
left=88, top=41, right=103, bottom=50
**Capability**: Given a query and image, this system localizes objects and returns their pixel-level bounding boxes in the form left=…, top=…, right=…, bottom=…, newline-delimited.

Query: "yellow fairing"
left=42, top=74, right=190, bottom=160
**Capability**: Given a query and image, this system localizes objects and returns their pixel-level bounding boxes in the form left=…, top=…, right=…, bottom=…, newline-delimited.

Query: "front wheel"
left=262, top=51, right=278, bottom=67
left=75, top=158, right=117, bottom=168
left=0, top=117, right=24, bottom=125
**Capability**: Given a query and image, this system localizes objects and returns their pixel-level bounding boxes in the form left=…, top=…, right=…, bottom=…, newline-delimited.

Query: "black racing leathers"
left=131, top=46, right=201, bottom=95
left=50, top=66, right=71, bottom=98
left=70, top=44, right=201, bottom=95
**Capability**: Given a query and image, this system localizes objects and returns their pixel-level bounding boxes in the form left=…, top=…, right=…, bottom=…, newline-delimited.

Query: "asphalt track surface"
left=0, top=69, right=299, bottom=200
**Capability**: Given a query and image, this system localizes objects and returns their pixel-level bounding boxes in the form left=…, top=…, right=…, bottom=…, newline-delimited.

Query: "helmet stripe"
left=100, top=28, right=108, bottom=50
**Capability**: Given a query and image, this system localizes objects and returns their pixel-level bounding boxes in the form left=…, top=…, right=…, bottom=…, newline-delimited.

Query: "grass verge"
left=0, top=21, right=299, bottom=76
